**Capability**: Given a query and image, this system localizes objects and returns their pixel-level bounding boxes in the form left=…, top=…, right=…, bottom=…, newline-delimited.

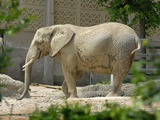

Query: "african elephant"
left=17, top=22, right=141, bottom=100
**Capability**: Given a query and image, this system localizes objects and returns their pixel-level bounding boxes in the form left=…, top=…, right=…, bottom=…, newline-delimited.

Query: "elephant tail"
left=131, top=37, right=141, bottom=55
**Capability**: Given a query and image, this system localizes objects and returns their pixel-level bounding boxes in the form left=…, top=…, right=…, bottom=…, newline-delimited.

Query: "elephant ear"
left=50, top=26, right=75, bottom=57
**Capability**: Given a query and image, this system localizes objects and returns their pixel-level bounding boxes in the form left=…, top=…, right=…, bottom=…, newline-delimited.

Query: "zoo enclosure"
left=0, top=0, right=159, bottom=85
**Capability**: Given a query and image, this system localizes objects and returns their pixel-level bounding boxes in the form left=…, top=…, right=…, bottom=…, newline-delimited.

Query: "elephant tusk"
left=22, top=59, right=35, bottom=69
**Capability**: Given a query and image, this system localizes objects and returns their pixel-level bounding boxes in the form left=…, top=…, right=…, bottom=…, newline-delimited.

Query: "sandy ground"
left=0, top=83, right=159, bottom=120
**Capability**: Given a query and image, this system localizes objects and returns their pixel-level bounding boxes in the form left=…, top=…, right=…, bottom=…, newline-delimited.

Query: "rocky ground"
left=0, top=74, right=160, bottom=120
left=0, top=83, right=136, bottom=120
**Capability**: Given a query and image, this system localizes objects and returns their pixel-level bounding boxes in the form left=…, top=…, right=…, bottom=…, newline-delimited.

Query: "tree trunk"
left=139, top=19, right=146, bottom=69
left=0, top=29, right=4, bottom=53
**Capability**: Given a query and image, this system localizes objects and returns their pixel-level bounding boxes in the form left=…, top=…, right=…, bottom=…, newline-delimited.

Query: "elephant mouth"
left=38, top=50, right=42, bottom=59
left=38, top=50, right=49, bottom=58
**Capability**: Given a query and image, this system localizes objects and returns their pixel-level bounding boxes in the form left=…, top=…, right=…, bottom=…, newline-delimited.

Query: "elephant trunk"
left=17, top=65, right=32, bottom=100
left=17, top=58, right=34, bottom=100
left=17, top=46, right=40, bottom=100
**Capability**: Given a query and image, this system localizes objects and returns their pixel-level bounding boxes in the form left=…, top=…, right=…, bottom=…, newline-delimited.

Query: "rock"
left=78, top=83, right=135, bottom=98
left=0, top=74, right=30, bottom=98
left=78, top=84, right=111, bottom=98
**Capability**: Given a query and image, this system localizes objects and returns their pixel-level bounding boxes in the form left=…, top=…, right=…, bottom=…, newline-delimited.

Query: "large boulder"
left=0, top=74, right=30, bottom=98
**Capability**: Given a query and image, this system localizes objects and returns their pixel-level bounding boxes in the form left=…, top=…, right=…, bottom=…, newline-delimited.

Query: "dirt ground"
left=0, top=83, right=159, bottom=120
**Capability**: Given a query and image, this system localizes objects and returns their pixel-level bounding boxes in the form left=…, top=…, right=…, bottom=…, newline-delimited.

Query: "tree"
left=0, top=0, right=33, bottom=35
left=97, top=0, right=160, bottom=37
left=0, top=0, right=33, bottom=73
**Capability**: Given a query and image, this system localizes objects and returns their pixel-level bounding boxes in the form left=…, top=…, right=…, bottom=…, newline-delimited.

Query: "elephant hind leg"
left=62, top=81, right=69, bottom=98
left=75, top=70, right=84, bottom=80
left=107, top=56, right=135, bottom=96
left=107, top=74, right=125, bottom=96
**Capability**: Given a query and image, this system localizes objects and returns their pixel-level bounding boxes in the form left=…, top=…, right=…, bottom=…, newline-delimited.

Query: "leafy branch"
left=97, top=0, right=160, bottom=35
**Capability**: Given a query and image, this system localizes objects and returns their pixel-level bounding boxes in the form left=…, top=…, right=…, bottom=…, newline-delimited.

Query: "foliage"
left=0, top=0, right=34, bottom=35
left=30, top=105, right=60, bottom=120
left=132, top=62, right=160, bottom=105
left=97, top=0, right=160, bottom=35
left=30, top=102, right=160, bottom=120
left=0, top=0, right=34, bottom=73
left=98, top=80, right=110, bottom=84
left=131, top=41, right=160, bottom=106
left=60, top=103, right=92, bottom=120
left=30, top=103, right=94, bottom=120
left=0, top=0, right=33, bottom=101
left=0, top=48, right=12, bottom=73
left=96, top=103, right=156, bottom=120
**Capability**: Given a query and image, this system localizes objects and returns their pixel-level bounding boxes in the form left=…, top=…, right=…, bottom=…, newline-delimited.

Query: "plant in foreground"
left=30, top=102, right=160, bottom=120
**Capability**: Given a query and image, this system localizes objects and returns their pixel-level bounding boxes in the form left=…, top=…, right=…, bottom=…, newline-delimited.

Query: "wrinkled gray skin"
left=17, top=22, right=141, bottom=100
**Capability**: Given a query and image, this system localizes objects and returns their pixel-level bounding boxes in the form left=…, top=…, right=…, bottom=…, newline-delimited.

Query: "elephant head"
left=17, top=25, right=75, bottom=100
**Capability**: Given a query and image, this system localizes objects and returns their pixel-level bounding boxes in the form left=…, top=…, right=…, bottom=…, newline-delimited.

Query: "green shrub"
left=0, top=48, right=12, bottom=73
left=96, top=103, right=156, bottom=120
left=30, top=102, right=159, bottom=120
left=30, top=103, right=94, bottom=120
left=30, top=106, right=60, bottom=120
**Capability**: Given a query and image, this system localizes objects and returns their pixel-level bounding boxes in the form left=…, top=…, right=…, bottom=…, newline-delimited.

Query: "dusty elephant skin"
left=18, top=22, right=141, bottom=100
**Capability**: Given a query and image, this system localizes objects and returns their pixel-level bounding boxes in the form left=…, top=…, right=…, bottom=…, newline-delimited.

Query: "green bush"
left=131, top=40, right=160, bottom=106
left=97, top=0, right=160, bottom=35
left=30, top=106, right=60, bottom=120
left=0, top=0, right=34, bottom=73
left=30, top=103, right=94, bottom=120
left=0, top=0, right=34, bottom=35
left=30, top=102, right=159, bottom=120
left=96, top=103, right=156, bottom=120
left=0, top=48, right=12, bottom=73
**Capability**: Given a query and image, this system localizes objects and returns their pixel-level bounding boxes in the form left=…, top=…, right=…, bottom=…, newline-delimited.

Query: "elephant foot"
left=65, top=93, right=78, bottom=99
left=106, top=91, right=124, bottom=97
left=67, top=96, right=79, bottom=100
left=65, top=94, right=70, bottom=99
left=106, top=92, right=119, bottom=97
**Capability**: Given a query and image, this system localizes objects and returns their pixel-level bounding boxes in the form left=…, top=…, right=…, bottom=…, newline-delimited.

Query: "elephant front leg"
left=64, top=74, right=78, bottom=99
left=62, top=65, right=78, bottom=99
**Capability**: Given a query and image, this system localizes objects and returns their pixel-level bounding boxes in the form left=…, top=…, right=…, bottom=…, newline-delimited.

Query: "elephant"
left=17, top=22, right=141, bottom=100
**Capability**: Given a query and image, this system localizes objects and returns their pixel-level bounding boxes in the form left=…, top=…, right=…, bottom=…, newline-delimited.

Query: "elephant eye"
left=38, top=45, right=43, bottom=51
left=37, top=32, right=41, bottom=36
left=49, top=33, right=53, bottom=40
